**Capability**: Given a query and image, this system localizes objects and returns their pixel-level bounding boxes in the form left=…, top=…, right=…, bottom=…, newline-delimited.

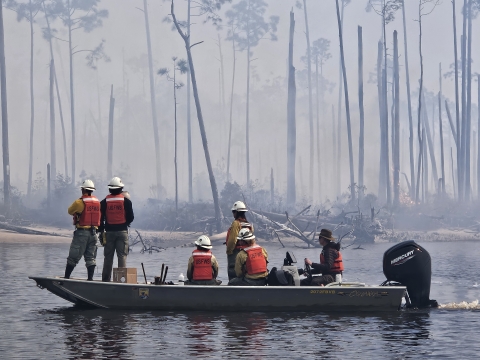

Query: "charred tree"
left=171, top=0, right=223, bottom=232
left=335, top=0, right=355, bottom=202
left=0, top=3, right=11, bottom=211
left=439, top=64, right=445, bottom=195
left=464, top=0, right=473, bottom=201
left=401, top=0, right=415, bottom=199
left=186, top=0, right=193, bottom=202
left=49, top=59, right=56, bottom=179
left=107, top=85, right=115, bottom=180
left=42, top=2, right=68, bottom=179
left=393, top=31, right=400, bottom=207
left=302, top=0, right=314, bottom=199
left=358, top=26, right=365, bottom=199
left=226, top=28, right=237, bottom=183
left=143, top=0, right=162, bottom=197
left=377, top=41, right=386, bottom=202
left=452, top=0, right=461, bottom=200
left=286, top=10, right=296, bottom=209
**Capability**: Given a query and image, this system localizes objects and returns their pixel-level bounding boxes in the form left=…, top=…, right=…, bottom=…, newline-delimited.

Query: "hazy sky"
left=2, top=0, right=478, bottom=204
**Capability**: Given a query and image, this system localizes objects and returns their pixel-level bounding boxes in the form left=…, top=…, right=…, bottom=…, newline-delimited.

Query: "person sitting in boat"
left=228, top=229, right=268, bottom=286
left=226, top=201, right=254, bottom=280
left=64, top=179, right=101, bottom=281
left=301, top=229, right=344, bottom=286
left=185, top=235, right=222, bottom=285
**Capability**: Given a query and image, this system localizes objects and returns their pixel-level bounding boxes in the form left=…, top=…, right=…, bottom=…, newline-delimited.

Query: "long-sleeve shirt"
left=226, top=218, right=254, bottom=255
left=98, top=197, right=134, bottom=233
left=311, top=242, right=341, bottom=275
left=235, top=246, right=268, bottom=279
left=186, top=253, right=220, bottom=281
left=68, top=198, right=98, bottom=230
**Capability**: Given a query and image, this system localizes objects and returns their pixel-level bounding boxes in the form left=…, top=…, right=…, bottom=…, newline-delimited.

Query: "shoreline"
left=0, top=223, right=479, bottom=244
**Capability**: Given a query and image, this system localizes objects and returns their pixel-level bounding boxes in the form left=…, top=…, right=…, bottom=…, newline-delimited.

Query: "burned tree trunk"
left=439, top=64, right=445, bottom=195
left=465, top=0, right=473, bottom=201
left=377, top=41, right=386, bottom=202
left=27, top=2, right=35, bottom=197
left=49, top=59, right=56, bottom=179
left=402, top=0, right=415, bottom=200
left=0, top=3, right=10, bottom=211
left=227, top=36, right=236, bottom=182
left=303, top=0, right=314, bottom=199
left=43, top=3, right=68, bottom=179
left=452, top=0, right=461, bottom=199
left=286, top=10, right=296, bottom=209
left=393, top=31, right=400, bottom=207
left=358, top=26, right=365, bottom=199
left=186, top=0, right=193, bottom=202
left=107, top=85, right=115, bottom=180
left=478, top=75, right=480, bottom=199
left=143, top=0, right=162, bottom=197
left=171, top=0, right=223, bottom=232
left=335, top=0, right=355, bottom=202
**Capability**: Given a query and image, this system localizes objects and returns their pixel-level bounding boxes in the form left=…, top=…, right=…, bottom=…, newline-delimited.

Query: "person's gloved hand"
left=101, top=232, right=107, bottom=246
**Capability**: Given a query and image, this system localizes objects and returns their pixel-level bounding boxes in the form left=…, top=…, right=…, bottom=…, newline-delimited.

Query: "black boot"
left=64, top=264, right=75, bottom=279
left=87, top=265, right=96, bottom=281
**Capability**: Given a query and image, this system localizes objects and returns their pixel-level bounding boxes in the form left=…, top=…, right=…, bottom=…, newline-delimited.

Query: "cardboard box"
left=113, top=268, right=137, bottom=284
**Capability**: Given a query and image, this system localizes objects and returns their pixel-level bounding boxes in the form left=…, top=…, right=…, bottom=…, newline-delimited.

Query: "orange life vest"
left=244, top=245, right=267, bottom=275
left=105, top=194, right=126, bottom=225
left=192, top=250, right=213, bottom=280
left=225, top=219, right=253, bottom=249
left=320, top=250, right=344, bottom=273
left=77, top=195, right=101, bottom=227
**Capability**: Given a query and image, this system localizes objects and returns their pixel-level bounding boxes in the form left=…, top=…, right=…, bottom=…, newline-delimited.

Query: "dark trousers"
left=185, top=279, right=222, bottom=285
left=102, top=230, right=129, bottom=282
left=227, top=249, right=241, bottom=280
left=228, top=276, right=267, bottom=286
left=300, top=274, right=335, bottom=286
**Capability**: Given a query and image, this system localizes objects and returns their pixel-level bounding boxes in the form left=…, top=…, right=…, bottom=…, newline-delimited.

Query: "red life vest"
left=192, top=250, right=213, bottom=280
left=225, top=219, right=253, bottom=249
left=77, top=195, right=101, bottom=227
left=320, top=250, right=344, bottom=273
left=244, top=245, right=267, bottom=275
left=105, top=194, right=126, bottom=225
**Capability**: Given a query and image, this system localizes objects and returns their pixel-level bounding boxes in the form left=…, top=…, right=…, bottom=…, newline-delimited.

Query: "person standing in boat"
left=64, top=179, right=101, bottom=281
left=99, top=177, right=134, bottom=282
left=185, top=235, right=222, bottom=285
left=228, top=229, right=268, bottom=286
left=226, top=201, right=254, bottom=280
left=301, top=229, right=344, bottom=286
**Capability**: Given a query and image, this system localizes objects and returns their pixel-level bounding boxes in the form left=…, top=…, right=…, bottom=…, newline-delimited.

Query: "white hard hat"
left=231, top=201, right=248, bottom=212
left=194, top=235, right=212, bottom=249
left=108, top=177, right=124, bottom=189
left=237, top=228, right=255, bottom=241
left=80, top=179, right=95, bottom=191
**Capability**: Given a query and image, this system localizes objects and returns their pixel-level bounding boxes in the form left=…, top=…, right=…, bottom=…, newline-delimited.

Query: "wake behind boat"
left=29, top=240, right=437, bottom=312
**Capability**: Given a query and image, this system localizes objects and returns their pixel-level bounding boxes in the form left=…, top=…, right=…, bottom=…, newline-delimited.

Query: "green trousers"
left=67, top=229, right=98, bottom=268
left=102, top=230, right=129, bottom=282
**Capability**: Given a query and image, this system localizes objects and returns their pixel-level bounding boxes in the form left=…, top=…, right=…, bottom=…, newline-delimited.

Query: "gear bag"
left=267, top=267, right=294, bottom=286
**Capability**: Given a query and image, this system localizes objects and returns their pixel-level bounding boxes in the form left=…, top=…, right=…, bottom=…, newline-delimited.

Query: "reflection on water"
left=1, top=241, right=480, bottom=358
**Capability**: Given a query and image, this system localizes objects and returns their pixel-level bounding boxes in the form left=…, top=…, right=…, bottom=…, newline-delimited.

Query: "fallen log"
left=0, top=222, right=68, bottom=237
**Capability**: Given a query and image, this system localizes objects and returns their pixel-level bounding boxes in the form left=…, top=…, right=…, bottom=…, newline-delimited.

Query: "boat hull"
left=30, top=276, right=406, bottom=312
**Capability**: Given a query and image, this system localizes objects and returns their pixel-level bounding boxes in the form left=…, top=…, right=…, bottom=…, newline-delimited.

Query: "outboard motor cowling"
left=383, top=240, right=437, bottom=308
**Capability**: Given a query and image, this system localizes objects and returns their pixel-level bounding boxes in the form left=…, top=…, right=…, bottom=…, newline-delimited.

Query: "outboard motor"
left=383, top=240, right=438, bottom=308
